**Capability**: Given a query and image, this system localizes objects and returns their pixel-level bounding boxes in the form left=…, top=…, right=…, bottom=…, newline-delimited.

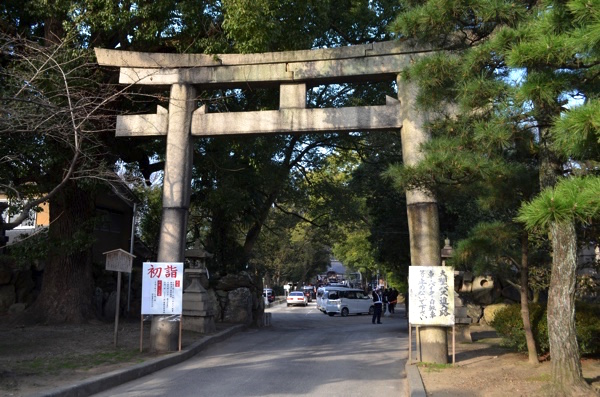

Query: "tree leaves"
left=517, top=176, right=600, bottom=230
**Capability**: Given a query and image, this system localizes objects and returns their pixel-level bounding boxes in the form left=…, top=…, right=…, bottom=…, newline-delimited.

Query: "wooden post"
left=409, top=323, right=412, bottom=362
left=103, top=249, right=134, bottom=349
left=416, top=325, right=421, bottom=362
left=140, top=315, right=143, bottom=352
left=452, top=325, right=456, bottom=365
left=179, top=315, right=183, bottom=351
left=113, top=271, right=122, bottom=347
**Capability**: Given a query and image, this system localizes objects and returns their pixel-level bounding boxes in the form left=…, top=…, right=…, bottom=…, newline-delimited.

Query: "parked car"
left=322, top=288, right=374, bottom=317
left=263, top=288, right=275, bottom=303
left=287, top=291, right=308, bottom=307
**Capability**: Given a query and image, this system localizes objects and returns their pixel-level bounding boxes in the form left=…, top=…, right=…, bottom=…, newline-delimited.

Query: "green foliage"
left=417, top=362, right=453, bottom=371
left=136, top=186, right=163, bottom=259
left=552, top=100, right=600, bottom=160
left=332, top=228, right=376, bottom=271
left=6, top=230, right=49, bottom=269
left=251, top=211, right=330, bottom=285
left=450, top=221, right=520, bottom=275
left=390, top=0, right=529, bottom=46
left=390, top=1, right=600, bottom=388
left=491, top=303, right=600, bottom=356
left=221, top=0, right=400, bottom=53
left=516, top=176, right=600, bottom=231
left=575, top=302, right=600, bottom=354
left=491, top=303, right=549, bottom=354
left=408, top=53, right=463, bottom=110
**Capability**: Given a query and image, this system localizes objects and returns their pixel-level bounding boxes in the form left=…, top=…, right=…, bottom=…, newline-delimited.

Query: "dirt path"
left=418, top=325, right=600, bottom=396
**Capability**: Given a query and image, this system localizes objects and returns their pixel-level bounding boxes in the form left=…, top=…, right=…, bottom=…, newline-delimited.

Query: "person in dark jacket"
left=372, top=287, right=383, bottom=324
left=388, top=288, right=398, bottom=314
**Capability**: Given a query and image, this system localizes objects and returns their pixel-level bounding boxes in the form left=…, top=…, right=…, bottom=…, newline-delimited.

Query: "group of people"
left=371, top=286, right=399, bottom=324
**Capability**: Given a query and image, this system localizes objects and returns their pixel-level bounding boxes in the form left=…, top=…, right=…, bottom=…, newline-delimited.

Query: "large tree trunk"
left=520, top=231, right=539, bottom=365
left=536, top=120, right=594, bottom=395
left=24, top=182, right=96, bottom=324
left=242, top=191, right=278, bottom=267
left=548, top=222, right=593, bottom=396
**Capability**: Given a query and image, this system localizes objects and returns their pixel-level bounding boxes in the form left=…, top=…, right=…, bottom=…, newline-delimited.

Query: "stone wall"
left=0, top=260, right=41, bottom=315
left=0, top=260, right=265, bottom=327
left=454, top=271, right=513, bottom=326
left=209, top=272, right=264, bottom=327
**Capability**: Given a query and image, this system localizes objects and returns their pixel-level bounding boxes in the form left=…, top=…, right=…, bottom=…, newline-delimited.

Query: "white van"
left=316, top=285, right=349, bottom=312
left=316, top=287, right=327, bottom=312
left=322, top=288, right=374, bottom=317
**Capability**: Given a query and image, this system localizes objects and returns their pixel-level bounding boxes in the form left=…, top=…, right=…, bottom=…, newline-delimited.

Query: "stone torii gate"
left=95, top=41, right=447, bottom=363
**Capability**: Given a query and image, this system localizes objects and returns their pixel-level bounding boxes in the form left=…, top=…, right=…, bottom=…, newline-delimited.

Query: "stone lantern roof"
left=184, top=246, right=213, bottom=259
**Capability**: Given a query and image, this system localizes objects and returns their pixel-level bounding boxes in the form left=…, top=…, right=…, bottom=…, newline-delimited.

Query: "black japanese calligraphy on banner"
left=408, top=266, right=455, bottom=326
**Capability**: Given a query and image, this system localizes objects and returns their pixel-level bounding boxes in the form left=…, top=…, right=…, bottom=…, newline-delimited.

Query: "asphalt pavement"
left=33, top=299, right=426, bottom=397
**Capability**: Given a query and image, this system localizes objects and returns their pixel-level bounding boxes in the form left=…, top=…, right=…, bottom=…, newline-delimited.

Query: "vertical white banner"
left=141, top=262, right=184, bottom=315
left=409, top=266, right=455, bottom=326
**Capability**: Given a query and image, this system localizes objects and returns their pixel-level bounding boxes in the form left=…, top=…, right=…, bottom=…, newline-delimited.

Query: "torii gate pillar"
left=397, top=75, right=447, bottom=364
left=151, top=84, right=196, bottom=352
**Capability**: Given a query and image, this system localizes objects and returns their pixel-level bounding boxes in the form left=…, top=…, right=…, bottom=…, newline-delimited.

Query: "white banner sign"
left=409, top=266, right=455, bottom=326
left=141, top=262, right=184, bottom=315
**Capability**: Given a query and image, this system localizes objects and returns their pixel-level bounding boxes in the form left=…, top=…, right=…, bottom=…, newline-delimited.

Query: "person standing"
left=372, top=287, right=383, bottom=324
left=382, top=288, right=388, bottom=315
left=388, top=288, right=398, bottom=314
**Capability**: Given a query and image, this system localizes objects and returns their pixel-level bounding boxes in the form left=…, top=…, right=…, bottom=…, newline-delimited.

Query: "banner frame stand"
left=140, top=315, right=144, bottom=353
left=179, top=315, right=182, bottom=351
left=408, top=323, right=455, bottom=366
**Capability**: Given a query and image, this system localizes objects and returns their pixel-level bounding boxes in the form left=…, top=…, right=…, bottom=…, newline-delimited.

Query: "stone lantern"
left=182, top=243, right=216, bottom=333
left=441, top=238, right=472, bottom=335
left=441, top=237, right=454, bottom=266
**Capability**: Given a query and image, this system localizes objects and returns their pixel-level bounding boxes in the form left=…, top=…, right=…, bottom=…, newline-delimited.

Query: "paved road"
left=92, top=302, right=410, bottom=397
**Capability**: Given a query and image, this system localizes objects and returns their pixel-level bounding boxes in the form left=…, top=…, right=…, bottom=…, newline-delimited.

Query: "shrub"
left=575, top=302, right=600, bottom=355
left=490, top=302, right=600, bottom=356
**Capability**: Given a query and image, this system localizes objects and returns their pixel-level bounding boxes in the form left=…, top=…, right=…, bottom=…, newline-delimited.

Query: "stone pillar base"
left=150, top=316, right=180, bottom=352
left=263, top=312, right=272, bottom=327
left=451, top=324, right=473, bottom=343
left=183, top=315, right=216, bottom=333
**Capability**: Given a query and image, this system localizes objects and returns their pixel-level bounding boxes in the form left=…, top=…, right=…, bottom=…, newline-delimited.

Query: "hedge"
left=490, top=302, right=600, bottom=356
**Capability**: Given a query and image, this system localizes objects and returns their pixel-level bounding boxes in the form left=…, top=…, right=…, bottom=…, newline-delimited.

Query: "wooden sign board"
left=104, top=248, right=134, bottom=273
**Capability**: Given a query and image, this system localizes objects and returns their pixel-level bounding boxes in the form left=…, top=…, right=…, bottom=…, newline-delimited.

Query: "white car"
left=287, top=291, right=308, bottom=307
left=316, top=285, right=350, bottom=313
left=323, top=288, right=374, bottom=316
